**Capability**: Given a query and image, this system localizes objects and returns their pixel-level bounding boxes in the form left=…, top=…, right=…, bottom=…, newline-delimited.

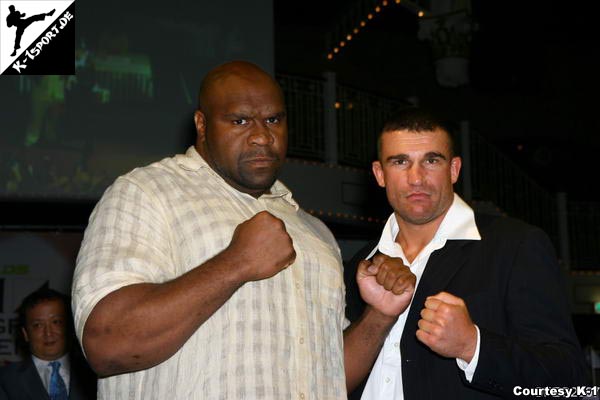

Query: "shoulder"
left=475, top=214, right=548, bottom=243
left=95, top=153, right=191, bottom=209
left=117, top=153, right=187, bottom=189
left=296, top=209, right=338, bottom=247
left=0, top=360, right=27, bottom=380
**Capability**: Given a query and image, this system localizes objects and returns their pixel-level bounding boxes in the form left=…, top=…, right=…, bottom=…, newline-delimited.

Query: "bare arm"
left=82, top=211, right=295, bottom=377
left=344, top=255, right=415, bottom=392
left=344, top=305, right=396, bottom=392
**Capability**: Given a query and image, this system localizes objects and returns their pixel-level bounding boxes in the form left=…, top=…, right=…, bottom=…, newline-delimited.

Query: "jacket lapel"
left=405, top=240, right=473, bottom=336
left=19, top=359, right=51, bottom=400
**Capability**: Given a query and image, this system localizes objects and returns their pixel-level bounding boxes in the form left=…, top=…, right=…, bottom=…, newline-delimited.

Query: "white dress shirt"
left=361, top=194, right=481, bottom=400
left=32, top=353, right=70, bottom=394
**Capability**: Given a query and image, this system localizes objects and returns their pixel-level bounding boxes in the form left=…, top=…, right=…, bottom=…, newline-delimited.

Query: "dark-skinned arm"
left=80, top=211, right=295, bottom=377
left=343, top=255, right=415, bottom=392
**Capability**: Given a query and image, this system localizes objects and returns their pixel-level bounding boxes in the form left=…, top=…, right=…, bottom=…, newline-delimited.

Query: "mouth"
left=242, top=153, right=279, bottom=167
left=406, top=192, right=430, bottom=201
left=245, top=158, right=277, bottom=167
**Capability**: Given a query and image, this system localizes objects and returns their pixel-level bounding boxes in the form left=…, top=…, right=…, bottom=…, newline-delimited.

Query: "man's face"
left=22, top=299, right=68, bottom=361
left=195, top=74, right=287, bottom=197
left=372, top=128, right=461, bottom=226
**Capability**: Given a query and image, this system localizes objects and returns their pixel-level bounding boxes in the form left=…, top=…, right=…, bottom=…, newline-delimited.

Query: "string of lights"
left=306, top=208, right=385, bottom=224
left=326, top=0, right=427, bottom=61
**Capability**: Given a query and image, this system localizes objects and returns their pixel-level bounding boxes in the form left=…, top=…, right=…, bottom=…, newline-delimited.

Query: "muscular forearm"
left=83, top=249, right=246, bottom=377
left=343, top=306, right=397, bottom=392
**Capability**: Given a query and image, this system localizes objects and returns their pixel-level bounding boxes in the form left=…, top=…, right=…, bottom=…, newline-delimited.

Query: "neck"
left=395, top=211, right=447, bottom=263
left=195, top=143, right=270, bottom=199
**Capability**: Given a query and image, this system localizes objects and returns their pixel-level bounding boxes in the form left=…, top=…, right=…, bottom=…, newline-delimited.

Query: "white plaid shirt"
left=73, top=146, right=348, bottom=400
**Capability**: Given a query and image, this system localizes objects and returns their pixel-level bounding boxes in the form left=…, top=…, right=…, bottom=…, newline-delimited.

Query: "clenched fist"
left=416, top=291, right=477, bottom=362
left=226, top=211, right=296, bottom=282
left=356, top=254, right=416, bottom=318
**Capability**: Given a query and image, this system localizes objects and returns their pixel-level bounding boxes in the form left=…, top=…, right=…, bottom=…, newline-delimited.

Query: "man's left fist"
left=416, top=291, right=477, bottom=362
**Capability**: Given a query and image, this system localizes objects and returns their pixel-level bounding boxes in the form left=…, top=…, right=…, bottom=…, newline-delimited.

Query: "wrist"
left=212, top=247, right=252, bottom=286
left=459, top=324, right=478, bottom=362
left=364, top=305, right=398, bottom=327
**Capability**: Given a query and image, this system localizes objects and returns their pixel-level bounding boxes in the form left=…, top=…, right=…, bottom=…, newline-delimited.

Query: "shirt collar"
left=176, top=146, right=298, bottom=210
left=433, top=193, right=481, bottom=242
left=368, top=193, right=480, bottom=259
left=32, top=353, right=70, bottom=369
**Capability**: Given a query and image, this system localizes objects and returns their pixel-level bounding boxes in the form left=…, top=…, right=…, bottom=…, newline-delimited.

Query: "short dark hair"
left=17, top=287, right=69, bottom=328
left=378, top=108, right=456, bottom=159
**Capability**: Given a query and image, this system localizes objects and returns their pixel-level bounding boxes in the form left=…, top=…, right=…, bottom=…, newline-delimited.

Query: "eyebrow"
left=385, top=151, right=447, bottom=163
left=425, top=151, right=447, bottom=160
left=270, top=111, right=287, bottom=119
left=223, top=111, right=287, bottom=119
left=385, top=154, right=409, bottom=163
left=223, top=113, right=251, bottom=119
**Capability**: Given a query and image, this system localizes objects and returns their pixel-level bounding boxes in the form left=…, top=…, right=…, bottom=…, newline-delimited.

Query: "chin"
left=244, top=175, right=278, bottom=191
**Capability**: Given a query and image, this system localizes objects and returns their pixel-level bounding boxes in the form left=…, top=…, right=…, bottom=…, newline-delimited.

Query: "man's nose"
left=248, top=122, right=274, bottom=145
left=407, top=164, right=424, bottom=185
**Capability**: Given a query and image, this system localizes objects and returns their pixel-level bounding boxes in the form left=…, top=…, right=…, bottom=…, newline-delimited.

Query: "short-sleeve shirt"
left=73, top=146, right=348, bottom=400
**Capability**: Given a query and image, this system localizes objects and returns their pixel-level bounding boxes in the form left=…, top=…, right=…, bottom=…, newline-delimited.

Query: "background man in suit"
left=348, top=108, right=587, bottom=399
left=0, top=287, right=96, bottom=400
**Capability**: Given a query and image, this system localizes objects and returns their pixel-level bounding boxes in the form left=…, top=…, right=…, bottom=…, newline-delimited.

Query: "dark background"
left=275, top=0, right=599, bottom=200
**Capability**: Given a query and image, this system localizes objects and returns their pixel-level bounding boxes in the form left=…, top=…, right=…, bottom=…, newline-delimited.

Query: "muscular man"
left=349, top=108, right=587, bottom=399
left=72, top=61, right=413, bottom=399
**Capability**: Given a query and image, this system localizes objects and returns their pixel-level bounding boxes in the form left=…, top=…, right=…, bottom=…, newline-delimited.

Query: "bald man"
left=72, top=61, right=414, bottom=399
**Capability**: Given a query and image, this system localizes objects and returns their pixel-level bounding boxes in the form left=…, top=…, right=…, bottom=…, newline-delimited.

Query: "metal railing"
left=336, top=85, right=407, bottom=166
left=568, top=201, right=600, bottom=269
left=278, top=74, right=325, bottom=160
left=464, top=131, right=559, bottom=247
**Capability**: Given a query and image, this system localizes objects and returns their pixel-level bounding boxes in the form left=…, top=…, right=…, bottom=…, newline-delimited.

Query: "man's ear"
left=372, top=161, right=386, bottom=188
left=194, top=110, right=207, bottom=143
left=22, top=327, right=29, bottom=343
left=450, top=156, right=462, bottom=184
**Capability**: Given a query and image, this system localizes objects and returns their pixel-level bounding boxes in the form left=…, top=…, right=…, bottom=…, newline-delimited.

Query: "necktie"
left=49, top=361, right=68, bottom=400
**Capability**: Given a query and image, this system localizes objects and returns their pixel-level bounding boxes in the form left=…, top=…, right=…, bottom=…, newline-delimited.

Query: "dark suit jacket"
left=0, top=353, right=96, bottom=400
left=346, top=214, right=588, bottom=399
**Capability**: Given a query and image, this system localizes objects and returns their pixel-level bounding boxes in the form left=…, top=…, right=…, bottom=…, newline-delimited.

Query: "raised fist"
left=356, top=254, right=416, bottom=318
left=226, top=211, right=296, bottom=282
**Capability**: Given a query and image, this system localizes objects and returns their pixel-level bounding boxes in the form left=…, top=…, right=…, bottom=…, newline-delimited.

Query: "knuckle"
left=373, top=254, right=386, bottom=262
left=439, top=304, right=451, bottom=315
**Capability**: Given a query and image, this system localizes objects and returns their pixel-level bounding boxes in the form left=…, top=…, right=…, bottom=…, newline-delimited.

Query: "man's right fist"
left=226, top=211, right=296, bottom=282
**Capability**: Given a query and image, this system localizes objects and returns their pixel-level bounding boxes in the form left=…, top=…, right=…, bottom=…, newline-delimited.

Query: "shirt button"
left=299, top=393, right=305, bottom=399
left=299, top=337, right=304, bottom=344
left=385, top=377, right=391, bottom=383
left=393, top=342, right=399, bottom=348
left=295, top=282, right=301, bottom=289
